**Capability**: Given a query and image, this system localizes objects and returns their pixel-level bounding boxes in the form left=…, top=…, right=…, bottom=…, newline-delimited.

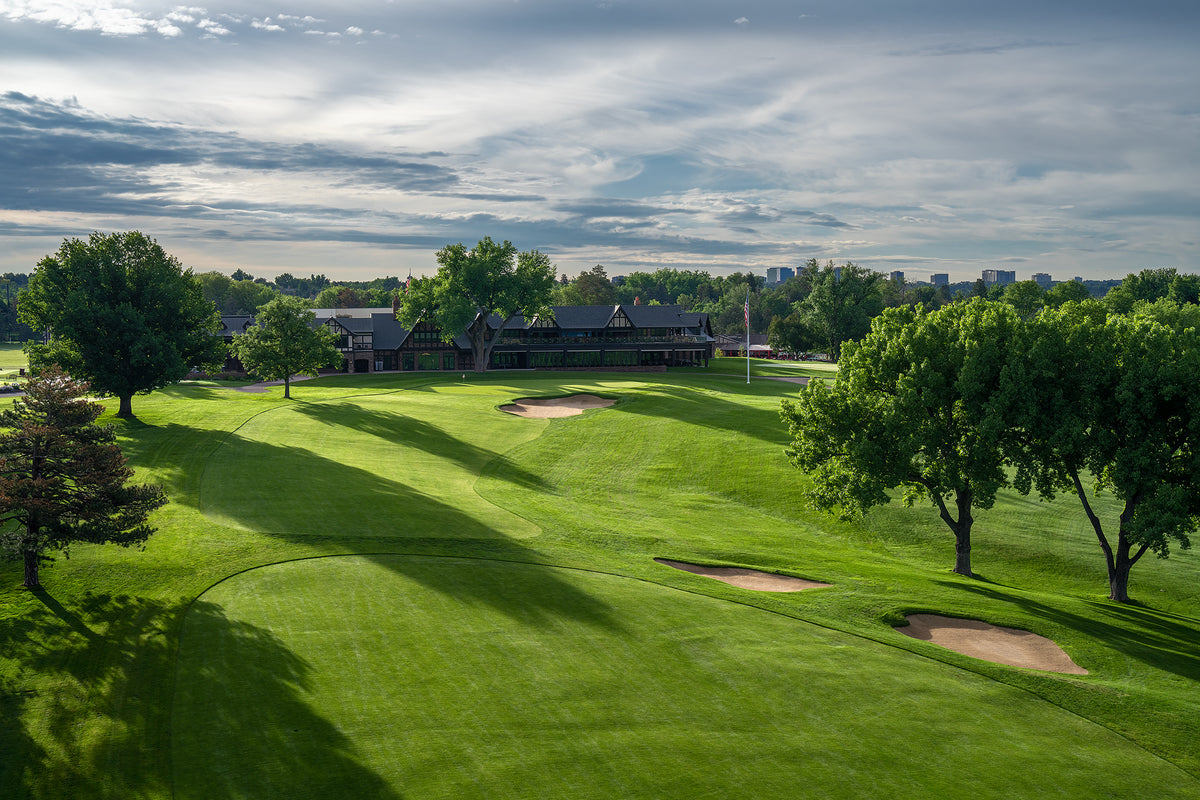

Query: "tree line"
left=781, top=296, right=1199, bottom=604
left=186, top=259, right=1153, bottom=365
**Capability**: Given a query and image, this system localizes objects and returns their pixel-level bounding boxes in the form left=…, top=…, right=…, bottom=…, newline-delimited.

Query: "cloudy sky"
left=1, top=1, right=1196, bottom=283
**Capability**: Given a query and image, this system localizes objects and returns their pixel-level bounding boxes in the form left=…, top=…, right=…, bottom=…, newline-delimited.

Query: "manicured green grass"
left=2, top=369, right=1198, bottom=799
left=173, top=556, right=1194, bottom=800
left=0, top=342, right=27, bottom=380
left=686, top=355, right=839, bottom=379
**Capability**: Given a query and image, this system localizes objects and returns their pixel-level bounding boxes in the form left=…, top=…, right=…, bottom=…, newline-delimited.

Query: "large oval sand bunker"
left=897, top=614, right=1088, bottom=674
left=499, top=394, right=615, bottom=418
left=656, top=558, right=831, bottom=592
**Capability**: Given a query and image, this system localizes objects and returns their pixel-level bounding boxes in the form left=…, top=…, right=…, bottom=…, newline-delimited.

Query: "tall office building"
left=1032, top=272, right=1052, bottom=288
left=982, top=269, right=1016, bottom=286
left=766, top=267, right=795, bottom=286
left=930, top=273, right=950, bottom=287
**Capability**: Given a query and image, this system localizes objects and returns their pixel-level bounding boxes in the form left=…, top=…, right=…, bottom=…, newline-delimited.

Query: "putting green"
left=172, top=556, right=1197, bottom=800
left=199, top=393, right=542, bottom=539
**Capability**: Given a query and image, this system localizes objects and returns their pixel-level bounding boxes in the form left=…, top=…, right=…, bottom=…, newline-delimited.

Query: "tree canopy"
left=196, top=271, right=280, bottom=315
left=781, top=299, right=1023, bottom=576
left=1013, top=300, right=1199, bottom=601
left=397, top=237, right=556, bottom=372
left=0, top=368, right=167, bottom=588
left=230, top=296, right=341, bottom=398
left=20, top=232, right=225, bottom=417
left=794, top=260, right=884, bottom=362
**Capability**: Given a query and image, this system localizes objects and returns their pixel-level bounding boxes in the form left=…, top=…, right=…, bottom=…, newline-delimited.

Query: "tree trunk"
left=471, top=319, right=489, bottom=373
left=1108, top=563, right=1131, bottom=604
left=931, top=485, right=974, bottom=577
left=116, top=394, right=134, bottom=418
left=1070, top=471, right=1147, bottom=604
left=23, top=548, right=40, bottom=589
left=283, top=376, right=291, bottom=399
left=953, top=528, right=973, bottom=577
left=1109, top=528, right=1149, bottom=604
left=472, top=314, right=514, bottom=373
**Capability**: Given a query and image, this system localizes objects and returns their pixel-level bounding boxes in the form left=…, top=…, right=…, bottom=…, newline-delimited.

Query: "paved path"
left=230, top=375, right=318, bottom=393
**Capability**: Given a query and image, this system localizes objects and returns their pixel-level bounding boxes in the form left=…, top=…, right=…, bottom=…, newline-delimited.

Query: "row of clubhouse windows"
left=363, top=347, right=704, bottom=372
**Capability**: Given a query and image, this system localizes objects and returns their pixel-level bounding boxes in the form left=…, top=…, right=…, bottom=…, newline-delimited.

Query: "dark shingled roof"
left=550, top=305, right=617, bottom=329
left=623, top=304, right=691, bottom=328
left=318, top=315, right=374, bottom=334
left=371, top=313, right=410, bottom=349
left=481, top=304, right=708, bottom=333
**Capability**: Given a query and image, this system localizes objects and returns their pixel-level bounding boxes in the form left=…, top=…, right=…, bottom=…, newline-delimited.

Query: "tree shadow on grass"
left=195, top=426, right=623, bottom=628
left=0, top=591, right=401, bottom=799
left=172, top=600, right=404, bottom=800
left=0, top=590, right=184, bottom=798
left=607, top=381, right=794, bottom=446
left=936, top=579, right=1200, bottom=681
left=202, top=432, right=523, bottom=540
left=289, top=399, right=547, bottom=490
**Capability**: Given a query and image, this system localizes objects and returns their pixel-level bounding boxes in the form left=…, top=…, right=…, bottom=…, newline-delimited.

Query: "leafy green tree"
left=1102, top=267, right=1193, bottom=314
left=231, top=297, right=341, bottom=399
left=1043, top=280, right=1091, bottom=307
left=1001, top=280, right=1045, bottom=318
left=557, top=265, right=617, bottom=306
left=1015, top=301, right=1199, bottom=602
left=767, top=313, right=816, bottom=355
left=0, top=367, right=167, bottom=588
left=314, top=285, right=370, bottom=309
left=1168, top=273, right=1200, bottom=305
left=197, top=271, right=280, bottom=315
left=795, top=261, right=883, bottom=361
left=19, top=232, right=225, bottom=418
left=272, top=272, right=331, bottom=299
left=397, top=237, right=556, bottom=373
left=781, top=300, right=1023, bottom=576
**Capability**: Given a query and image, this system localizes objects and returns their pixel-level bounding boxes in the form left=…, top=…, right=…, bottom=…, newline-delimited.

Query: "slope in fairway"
left=199, top=392, right=541, bottom=539
left=172, top=556, right=1198, bottom=800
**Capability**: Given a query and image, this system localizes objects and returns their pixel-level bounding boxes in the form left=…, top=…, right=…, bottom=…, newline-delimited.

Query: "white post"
left=745, top=287, right=751, bottom=384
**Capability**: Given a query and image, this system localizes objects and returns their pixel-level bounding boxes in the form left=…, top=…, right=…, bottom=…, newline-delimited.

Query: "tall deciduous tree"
left=795, top=260, right=883, bottom=362
left=1015, top=301, right=1199, bottom=602
left=231, top=297, right=341, bottom=399
left=0, top=368, right=167, bottom=589
left=397, top=237, right=556, bottom=372
left=19, top=232, right=224, bottom=418
left=781, top=300, right=1023, bottom=576
left=556, top=265, right=617, bottom=306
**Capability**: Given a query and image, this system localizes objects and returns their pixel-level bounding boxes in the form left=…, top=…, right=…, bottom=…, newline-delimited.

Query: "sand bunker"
left=656, top=559, right=831, bottom=592
left=499, top=394, right=615, bottom=418
left=897, top=614, right=1087, bottom=674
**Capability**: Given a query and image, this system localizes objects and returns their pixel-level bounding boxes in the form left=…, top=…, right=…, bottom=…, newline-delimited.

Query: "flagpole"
left=745, top=287, right=750, bottom=385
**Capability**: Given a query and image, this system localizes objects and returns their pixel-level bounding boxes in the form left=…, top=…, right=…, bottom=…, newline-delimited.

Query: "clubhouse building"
left=221, top=303, right=715, bottom=373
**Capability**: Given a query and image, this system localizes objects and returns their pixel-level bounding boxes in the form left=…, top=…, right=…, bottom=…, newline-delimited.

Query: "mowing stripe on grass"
left=172, top=555, right=1199, bottom=800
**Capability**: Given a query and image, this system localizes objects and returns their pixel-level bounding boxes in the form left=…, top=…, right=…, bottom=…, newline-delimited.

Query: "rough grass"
left=1, top=369, right=1198, bottom=799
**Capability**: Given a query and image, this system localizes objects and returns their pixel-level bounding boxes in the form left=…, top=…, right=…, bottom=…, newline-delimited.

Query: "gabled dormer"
left=607, top=306, right=633, bottom=330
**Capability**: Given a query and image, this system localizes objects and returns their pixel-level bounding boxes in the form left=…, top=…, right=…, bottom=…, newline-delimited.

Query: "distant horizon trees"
left=8, top=240, right=1193, bottom=364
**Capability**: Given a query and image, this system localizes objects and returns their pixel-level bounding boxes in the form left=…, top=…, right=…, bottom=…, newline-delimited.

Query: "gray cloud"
left=1, top=2, right=1197, bottom=281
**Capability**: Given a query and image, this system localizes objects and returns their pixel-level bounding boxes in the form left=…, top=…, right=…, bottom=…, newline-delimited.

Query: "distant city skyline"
left=2, top=1, right=1197, bottom=282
